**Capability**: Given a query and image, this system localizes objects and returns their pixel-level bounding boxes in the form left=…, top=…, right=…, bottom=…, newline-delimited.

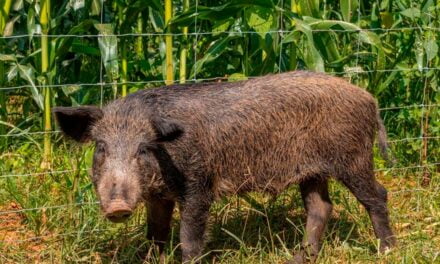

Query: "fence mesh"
left=0, top=1, right=439, bottom=261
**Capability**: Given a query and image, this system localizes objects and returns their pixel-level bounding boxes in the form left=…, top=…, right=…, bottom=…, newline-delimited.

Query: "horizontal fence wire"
left=0, top=163, right=438, bottom=216
left=378, top=104, right=440, bottom=111
left=1, top=185, right=439, bottom=245
left=0, top=202, right=100, bottom=215
left=0, top=162, right=438, bottom=183
left=386, top=136, right=440, bottom=144
left=373, top=162, right=439, bottom=172
left=0, top=131, right=61, bottom=137
left=0, top=181, right=438, bottom=216
left=0, top=168, right=90, bottom=179
left=2, top=68, right=440, bottom=91
left=1, top=26, right=440, bottom=40
left=0, top=228, right=126, bottom=244
left=2, top=133, right=440, bottom=145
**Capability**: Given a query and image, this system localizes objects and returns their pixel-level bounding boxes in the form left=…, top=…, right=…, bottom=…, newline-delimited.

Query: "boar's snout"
left=104, top=199, right=133, bottom=223
left=96, top=169, right=142, bottom=223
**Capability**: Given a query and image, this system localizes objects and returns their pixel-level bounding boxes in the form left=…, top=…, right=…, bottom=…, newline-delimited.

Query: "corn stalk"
left=290, top=0, right=298, bottom=70
left=0, top=0, right=12, bottom=33
left=0, top=0, right=12, bottom=137
left=179, top=0, right=189, bottom=84
left=121, top=40, right=128, bottom=96
left=118, top=4, right=128, bottom=97
left=136, top=13, right=144, bottom=59
left=165, top=0, right=173, bottom=85
left=40, top=0, right=51, bottom=169
left=0, top=59, right=5, bottom=137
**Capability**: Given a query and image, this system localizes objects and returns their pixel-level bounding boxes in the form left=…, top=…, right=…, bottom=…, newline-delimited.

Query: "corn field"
left=0, top=0, right=439, bottom=263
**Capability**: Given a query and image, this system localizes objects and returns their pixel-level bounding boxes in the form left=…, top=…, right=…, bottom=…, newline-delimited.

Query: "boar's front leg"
left=179, top=192, right=213, bottom=263
left=146, top=197, right=175, bottom=256
left=290, top=178, right=332, bottom=264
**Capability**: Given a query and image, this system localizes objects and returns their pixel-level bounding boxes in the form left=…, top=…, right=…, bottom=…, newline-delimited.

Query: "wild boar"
left=53, top=71, right=396, bottom=263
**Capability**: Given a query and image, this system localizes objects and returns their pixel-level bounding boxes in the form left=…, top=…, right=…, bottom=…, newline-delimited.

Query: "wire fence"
left=1, top=26, right=440, bottom=40
left=1, top=182, right=440, bottom=245
left=2, top=67, right=440, bottom=91
left=0, top=1, right=439, bottom=257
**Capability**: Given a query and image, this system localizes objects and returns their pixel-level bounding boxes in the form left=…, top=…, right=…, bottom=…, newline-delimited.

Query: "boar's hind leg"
left=146, top=198, right=175, bottom=254
left=289, top=178, right=333, bottom=264
left=338, top=166, right=396, bottom=252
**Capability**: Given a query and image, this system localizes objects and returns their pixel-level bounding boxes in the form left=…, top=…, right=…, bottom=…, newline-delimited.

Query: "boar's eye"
left=95, top=141, right=106, bottom=155
left=137, top=143, right=153, bottom=157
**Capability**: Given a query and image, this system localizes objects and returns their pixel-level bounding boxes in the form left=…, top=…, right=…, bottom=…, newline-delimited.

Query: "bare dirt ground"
left=0, top=202, right=49, bottom=263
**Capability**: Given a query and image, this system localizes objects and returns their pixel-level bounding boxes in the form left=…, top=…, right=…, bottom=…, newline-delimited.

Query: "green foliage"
left=0, top=0, right=439, bottom=262
left=1, top=0, right=437, bottom=163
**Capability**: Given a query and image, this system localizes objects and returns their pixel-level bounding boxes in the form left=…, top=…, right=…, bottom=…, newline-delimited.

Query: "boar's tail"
left=377, top=111, right=395, bottom=165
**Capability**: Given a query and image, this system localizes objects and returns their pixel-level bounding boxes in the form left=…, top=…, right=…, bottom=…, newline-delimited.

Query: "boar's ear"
left=151, top=116, right=184, bottom=142
left=53, top=106, right=103, bottom=143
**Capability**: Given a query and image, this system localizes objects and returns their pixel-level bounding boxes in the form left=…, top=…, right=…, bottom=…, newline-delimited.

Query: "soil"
left=0, top=202, right=49, bottom=262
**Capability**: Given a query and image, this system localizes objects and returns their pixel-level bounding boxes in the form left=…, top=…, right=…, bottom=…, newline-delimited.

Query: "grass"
left=1, top=1, right=438, bottom=262
left=0, top=138, right=439, bottom=263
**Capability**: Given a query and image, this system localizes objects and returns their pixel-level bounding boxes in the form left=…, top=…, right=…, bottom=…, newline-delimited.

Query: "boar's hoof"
left=105, top=199, right=133, bottom=223
left=379, top=236, right=397, bottom=253
left=286, top=250, right=317, bottom=264
left=144, top=246, right=166, bottom=264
